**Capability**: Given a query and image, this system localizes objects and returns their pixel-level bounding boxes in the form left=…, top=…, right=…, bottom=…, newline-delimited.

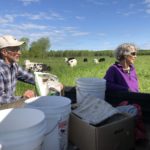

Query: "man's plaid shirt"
left=0, top=59, right=35, bottom=104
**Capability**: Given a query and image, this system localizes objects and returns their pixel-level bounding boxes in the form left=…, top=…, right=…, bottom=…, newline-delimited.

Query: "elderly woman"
left=104, top=43, right=138, bottom=92
left=104, top=43, right=147, bottom=142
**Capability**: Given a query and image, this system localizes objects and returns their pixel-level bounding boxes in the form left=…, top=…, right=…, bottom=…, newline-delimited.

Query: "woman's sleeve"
left=104, top=66, right=128, bottom=92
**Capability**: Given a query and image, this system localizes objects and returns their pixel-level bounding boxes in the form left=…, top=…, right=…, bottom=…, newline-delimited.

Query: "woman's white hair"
left=114, top=43, right=138, bottom=61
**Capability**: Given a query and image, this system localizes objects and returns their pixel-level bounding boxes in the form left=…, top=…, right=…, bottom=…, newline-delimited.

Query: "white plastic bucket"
left=0, top=108, right=46, bottom=150
left=76, top=78, right=106, bottom=103
left=24, top=96, right=71, bottom=150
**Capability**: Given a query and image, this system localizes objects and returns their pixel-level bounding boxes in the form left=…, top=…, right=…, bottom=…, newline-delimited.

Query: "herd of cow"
left=24, top=57, right=105, bottom=72
left=65, top=57, right=105, bottom=67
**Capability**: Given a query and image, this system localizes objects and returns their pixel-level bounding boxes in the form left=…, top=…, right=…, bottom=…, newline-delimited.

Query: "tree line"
left=20, top=37, right=150, bottom=58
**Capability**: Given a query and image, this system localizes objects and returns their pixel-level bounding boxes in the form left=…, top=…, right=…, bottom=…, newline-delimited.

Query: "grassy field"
left=16, top=55, right=150, bottom=95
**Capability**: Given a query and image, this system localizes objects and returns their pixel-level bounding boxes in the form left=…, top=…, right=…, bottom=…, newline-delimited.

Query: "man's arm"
left=17, top=66, right=35, bottom=84
left=0, top=92, right=20, bottom=104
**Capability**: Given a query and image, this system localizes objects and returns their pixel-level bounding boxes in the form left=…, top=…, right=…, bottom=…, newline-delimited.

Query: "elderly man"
left=0, top=35, right=35, bottom=104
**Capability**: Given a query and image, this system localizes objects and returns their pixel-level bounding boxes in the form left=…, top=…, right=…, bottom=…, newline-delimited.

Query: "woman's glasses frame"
left=129, top=52, right=137, bottom=56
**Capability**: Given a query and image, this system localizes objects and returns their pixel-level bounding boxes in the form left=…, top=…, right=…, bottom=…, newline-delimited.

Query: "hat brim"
left=7, top=41, right=25, bottom=47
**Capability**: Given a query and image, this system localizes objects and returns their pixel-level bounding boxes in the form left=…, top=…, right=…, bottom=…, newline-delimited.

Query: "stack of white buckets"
left=24, top=96, right=71, bottom=150
left=0, top=96, right=71, bottom=150
left=0, top=108, right=47, bottom=150
left=76, top=78, right=106, bottom=103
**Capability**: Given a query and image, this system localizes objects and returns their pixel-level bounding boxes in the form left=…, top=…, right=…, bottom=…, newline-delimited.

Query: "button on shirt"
left=0, top=59, right=35, bottom=104
left=104, top=62, right=139, bottom=92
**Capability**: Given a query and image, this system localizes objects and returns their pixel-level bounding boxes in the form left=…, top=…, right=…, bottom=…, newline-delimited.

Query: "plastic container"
left=24, top=96, right=71, bottom=150
left=76, top=78, right=106, bottom=103
left=0, top=108, right=46, bottom=150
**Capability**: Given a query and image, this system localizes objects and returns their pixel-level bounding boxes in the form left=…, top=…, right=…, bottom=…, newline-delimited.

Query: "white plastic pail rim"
left=76, top=85, right=106, bottom=90
left=25, top=96, right=71, bottom=109
left=25, top=96, right=71, bottom=116
left=76, top=78, right=106, bottom=86
left=0, top=108, right=46, bottom=150
left=0, top=108, right=45, bottom=133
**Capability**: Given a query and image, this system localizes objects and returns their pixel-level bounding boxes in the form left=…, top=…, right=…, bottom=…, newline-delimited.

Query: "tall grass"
left=16, top=56, right=150, bottom=95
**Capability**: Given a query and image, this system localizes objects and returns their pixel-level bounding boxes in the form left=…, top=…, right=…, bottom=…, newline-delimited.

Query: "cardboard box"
left=69, top=113, right=135, bottom=150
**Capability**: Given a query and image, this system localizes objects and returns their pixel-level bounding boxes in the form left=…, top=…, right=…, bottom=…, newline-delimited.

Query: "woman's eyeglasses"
left=129, top=52, right=137, bottom=56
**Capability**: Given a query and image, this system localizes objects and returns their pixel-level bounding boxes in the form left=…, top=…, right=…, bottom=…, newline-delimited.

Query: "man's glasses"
left=6, top=46, right=20, bottom=52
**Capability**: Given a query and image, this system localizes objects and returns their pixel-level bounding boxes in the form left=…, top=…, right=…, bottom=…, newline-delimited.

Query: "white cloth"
left=34, top=72, right=61, bottom=96
left=73, top=96, right=119, bottom=125
left=116, top=105, right=137, bottom=117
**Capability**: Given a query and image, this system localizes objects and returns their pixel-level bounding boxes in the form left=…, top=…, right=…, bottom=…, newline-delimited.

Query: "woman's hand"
left=128, top=88, right=132, bottom=92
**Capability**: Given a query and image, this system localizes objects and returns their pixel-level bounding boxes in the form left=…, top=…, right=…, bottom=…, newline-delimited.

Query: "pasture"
left=16, top=55, right=150, bottom=95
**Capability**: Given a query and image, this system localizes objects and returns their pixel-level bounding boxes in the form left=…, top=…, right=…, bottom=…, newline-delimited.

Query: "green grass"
left=16, top=56, right=150, bottom=95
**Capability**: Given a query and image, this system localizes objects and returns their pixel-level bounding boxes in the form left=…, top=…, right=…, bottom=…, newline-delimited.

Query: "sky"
left=1, top=0, right=150, bottom=50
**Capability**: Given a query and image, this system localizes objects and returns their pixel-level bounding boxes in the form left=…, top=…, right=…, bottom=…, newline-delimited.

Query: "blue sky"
left=1, top=0, right=150, bottom=50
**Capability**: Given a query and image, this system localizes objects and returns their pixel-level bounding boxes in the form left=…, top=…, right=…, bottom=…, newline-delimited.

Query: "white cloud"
left=146, top=9, right=150, bottom=13
left=71, top=31, right=90, bottom=36
left=18, top=23, right=48, bottom=30
left=103, top=42, right=112, bottom=48
left=86, top=0, right=105, bottom=5
left=75, top=16, right=85, bottom=20
left=141, top=42, right=150, bottom=49
left=129, top=3, right=136, bottom=8
left=122, top=11, right=136, bottom=16
left=23, top=12, right=52, bottom=20
left=116, top=2, right=146, bottom=16
left=60, top=26, right=90, bottom=36
left=11, top=12, right=64, bottom=21
left=112, top=1, right=118, bottom=5
left=143, top=0, right=150, bottom=14
left=116, top=9, right=139, bottom=16
left=1, top=22, right=48, bottom=31
left=0, top=18, right=10, bottom=24
left=98, top=32, right=107, bottom=37
left=19, top=0, right=40, bottom=6
left=63, top=26, right=77, bottom=31
left=0, top=19, right=91, bottom=49
left=0, top=15, right=14, bottom=24
left=145, top=0, right=150, bottom=3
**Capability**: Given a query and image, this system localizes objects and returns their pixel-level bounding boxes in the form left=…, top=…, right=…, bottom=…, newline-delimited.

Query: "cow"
left=65, top=57, right=77, bottom=67
left=99, top=58, right=105, bottom=62
left=93, top=58, right=99, bottom=64
left=83, top=58, right=88, bottom=62
left=24, top=60, right=51, bottom=72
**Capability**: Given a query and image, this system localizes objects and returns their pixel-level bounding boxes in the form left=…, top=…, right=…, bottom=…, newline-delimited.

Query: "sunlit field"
left=16, top=56, right=150, bottom=95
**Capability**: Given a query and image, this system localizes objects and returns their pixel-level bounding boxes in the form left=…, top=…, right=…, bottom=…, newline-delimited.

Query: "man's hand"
left=23, top=90, right=35, bottom=98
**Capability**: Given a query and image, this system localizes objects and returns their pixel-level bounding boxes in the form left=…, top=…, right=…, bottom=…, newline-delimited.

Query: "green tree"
left=20, top=37, right=30, bottom=51
left=30, top=37, right=51, bottom=58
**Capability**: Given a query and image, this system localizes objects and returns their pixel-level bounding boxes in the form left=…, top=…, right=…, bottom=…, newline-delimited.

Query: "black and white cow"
left=83, top=58, right=88, bottom=62
left=24, top=60, right=51, bottom=72
left=99, top=58, right=105, bottom=62
left=65, top=57, right=77, bottom=67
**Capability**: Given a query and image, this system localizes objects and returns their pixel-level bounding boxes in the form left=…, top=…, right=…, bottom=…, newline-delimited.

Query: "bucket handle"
left=41, top=114, right=62, bottom=148
left=44, top=114, right=61, bottom=136
left=76, top=87, right=91, bottom=103
left=41, top=118, right=60, bottom=148
left=44, top=122, right=58, bottom=136
left=0, top=144, right=2, bottom=150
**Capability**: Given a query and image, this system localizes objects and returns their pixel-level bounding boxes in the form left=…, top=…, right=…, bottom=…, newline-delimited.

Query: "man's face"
left=2, top=46, right=21, bottom=64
